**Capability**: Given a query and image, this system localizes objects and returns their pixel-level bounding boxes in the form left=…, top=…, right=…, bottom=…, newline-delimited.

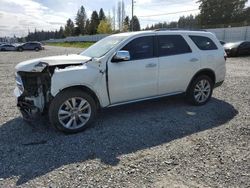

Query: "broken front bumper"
left=14, top=87, right=41, bottom=121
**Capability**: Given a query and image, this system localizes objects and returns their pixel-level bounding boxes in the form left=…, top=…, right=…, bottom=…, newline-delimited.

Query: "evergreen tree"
left=75, top=6, right=87, bottom=35
left=58, top=26, right=65, bottom=38
left=198, top=0, right=247, bottom=27
left=123, top=16, right=130, bottom=31
left=85, top=19, right=91, bottom=35
left=99, top=8, right=106, bottom=21
left=130, top=16, right=140, bottom=31
left=89, top=11, right=99, bottom=35
left=64, top=18, right=75, bottom=36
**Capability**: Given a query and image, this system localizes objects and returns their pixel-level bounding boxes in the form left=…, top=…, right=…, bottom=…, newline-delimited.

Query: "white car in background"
left=14, top=30, right=226, bottom=133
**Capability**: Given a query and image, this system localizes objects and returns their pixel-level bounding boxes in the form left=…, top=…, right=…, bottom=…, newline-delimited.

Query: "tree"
left=178, top=14, right=199, bottom=29
left=130, top=16, right=140, bottom=31
left=58, top=26, right=65, bottom=38
left=198, top=0, right=247, bottom=27
left=97, top=19, right=112, bottom=34
left=75, top=6, right=87, bottom=35
left=99, top=8, right=106, bottom=21
left=123, top=16, right=130, bottom=31
left=89, top=11, right=99, bottom=35
left=85, top=19, right=91, bottom=35
left=116, top=0, right=126, bottom=31
left=64, top=18, right=75, bottom=36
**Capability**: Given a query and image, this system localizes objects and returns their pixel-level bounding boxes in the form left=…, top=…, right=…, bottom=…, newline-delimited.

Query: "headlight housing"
left=15, top=72, right=24, bottom=93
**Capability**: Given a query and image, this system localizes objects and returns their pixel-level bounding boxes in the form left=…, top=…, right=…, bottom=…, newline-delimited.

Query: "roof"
left=112, top=30, right=213, bottom=38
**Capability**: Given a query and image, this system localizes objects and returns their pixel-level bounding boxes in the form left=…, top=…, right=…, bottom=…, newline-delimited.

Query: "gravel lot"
left=0, top=46, right=249, bottom=187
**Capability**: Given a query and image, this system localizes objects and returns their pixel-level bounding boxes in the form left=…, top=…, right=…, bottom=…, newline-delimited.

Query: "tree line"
left=145, top=0, right=250, bottom=30
left=25, top=0, right=141, bottom=42
left=25, top=0, right=250, bottom=42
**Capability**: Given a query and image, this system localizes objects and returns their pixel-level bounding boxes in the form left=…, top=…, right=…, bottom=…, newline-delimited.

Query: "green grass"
left=46, top=42, right=95, bottom=48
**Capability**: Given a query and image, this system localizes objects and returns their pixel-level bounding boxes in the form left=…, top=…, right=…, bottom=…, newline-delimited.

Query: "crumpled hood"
left=15, top=54, right=92, bottom=72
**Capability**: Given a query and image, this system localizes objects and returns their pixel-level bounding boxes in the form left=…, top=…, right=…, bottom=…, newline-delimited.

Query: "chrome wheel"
left=194, top=79, right=211, bottom=103
left=58, top=97, right=91, bottom=130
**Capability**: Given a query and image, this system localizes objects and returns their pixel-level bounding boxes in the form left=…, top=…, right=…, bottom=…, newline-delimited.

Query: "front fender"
left=50, top=64, right=109, bottom=107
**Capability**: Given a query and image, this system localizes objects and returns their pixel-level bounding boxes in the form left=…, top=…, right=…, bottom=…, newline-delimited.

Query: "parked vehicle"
left=0, top=44, right=16, bottom=51
left=224, top=41, right=250, bottom=57
left=17, top=42, right=44, bottom=52
left=14, top=30, right=226, bottom=133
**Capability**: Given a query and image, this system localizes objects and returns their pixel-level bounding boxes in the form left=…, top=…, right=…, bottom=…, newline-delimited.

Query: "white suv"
left=14, top=30, right=226, bottom=133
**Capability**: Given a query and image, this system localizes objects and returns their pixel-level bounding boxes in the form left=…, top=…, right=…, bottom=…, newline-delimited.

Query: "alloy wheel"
left=58, top=97, right=91, bottom=130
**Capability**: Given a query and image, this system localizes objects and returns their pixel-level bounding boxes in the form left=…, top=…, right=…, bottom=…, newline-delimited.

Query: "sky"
left=0, top=0, right=249, bottom=37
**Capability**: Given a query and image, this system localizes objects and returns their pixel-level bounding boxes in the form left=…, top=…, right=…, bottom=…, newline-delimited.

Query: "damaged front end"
left=14, top=64, right=52, bottom=121
left=14, top=54, right=95, bottom=121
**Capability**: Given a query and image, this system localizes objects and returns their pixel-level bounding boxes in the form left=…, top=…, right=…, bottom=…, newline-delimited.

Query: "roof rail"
left=155, top=28, right=207, bottom=32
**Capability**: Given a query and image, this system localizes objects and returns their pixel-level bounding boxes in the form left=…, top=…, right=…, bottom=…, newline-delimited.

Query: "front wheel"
left=49, top=89, right=97, bottom=133
left=186, top=75, right=213, bottom=106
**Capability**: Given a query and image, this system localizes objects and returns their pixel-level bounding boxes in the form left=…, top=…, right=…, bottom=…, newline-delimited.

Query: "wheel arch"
left=186, top=68, right=216, bottom=91
left=53, top=85, right=101, bottom=109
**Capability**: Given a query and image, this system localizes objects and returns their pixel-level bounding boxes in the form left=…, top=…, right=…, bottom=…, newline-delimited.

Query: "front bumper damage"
left=14, top=70, right=50, bottom=121
left=17, top=97, right=40, bottom=121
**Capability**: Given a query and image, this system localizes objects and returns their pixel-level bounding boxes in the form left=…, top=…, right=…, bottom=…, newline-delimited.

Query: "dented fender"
left=50, top=63, right=110, bottom=107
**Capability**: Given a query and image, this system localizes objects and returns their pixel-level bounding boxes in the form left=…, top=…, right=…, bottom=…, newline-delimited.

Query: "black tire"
left=186, top=75, right=214, bottom=106
left=35, top=47, right=39, bottom=51
left=18, top=47, right=23, bottom=52
left=49, top=89, right=97, bottom=133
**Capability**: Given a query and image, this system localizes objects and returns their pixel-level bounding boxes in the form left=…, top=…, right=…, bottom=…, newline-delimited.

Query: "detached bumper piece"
left=17, top=98, right=40, bottom=121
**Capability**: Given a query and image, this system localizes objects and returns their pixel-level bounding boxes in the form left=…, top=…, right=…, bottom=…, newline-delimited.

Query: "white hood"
left=15, top=54, right=92, bottom=72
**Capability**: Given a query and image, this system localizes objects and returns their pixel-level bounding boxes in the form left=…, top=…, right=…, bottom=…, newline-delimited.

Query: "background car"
left=0, top=44, right=16, bottom=51
left=224, top=41, right=250, bottom=57
left=17, top=42, right=44, bottom=52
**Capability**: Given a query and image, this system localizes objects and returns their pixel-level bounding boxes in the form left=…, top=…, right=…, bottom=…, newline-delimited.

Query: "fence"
left=45, top=26, right=250, bottom=43
left=207, top=26, right=250, bottom=42
left=45, top=34, right=109, bottom=43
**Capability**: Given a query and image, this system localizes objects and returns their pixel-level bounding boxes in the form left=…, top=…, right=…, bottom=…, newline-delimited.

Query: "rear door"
left=157, top=34, right=200, bottom=94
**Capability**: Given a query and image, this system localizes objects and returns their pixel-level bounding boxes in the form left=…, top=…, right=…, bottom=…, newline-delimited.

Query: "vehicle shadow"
left=0, top=96, right=238, bottom=185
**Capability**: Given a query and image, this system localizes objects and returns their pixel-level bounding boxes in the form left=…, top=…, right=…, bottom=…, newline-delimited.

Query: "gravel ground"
left=0, top=46, right=249, bottom=187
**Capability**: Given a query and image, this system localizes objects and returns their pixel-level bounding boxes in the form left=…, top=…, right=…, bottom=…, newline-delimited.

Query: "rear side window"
left=190, top=35, right=218, bottom=50
left=122, top=36, right=154, bottom=60
left=157, top=35, right=192, bottom=57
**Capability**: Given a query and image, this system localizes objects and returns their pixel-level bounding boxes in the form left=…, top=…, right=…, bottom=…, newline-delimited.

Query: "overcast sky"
left=0, top=0, right=249, bottom=37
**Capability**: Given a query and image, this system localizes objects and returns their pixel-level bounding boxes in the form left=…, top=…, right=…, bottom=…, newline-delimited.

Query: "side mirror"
left=112, top=50, right=130, bottom=62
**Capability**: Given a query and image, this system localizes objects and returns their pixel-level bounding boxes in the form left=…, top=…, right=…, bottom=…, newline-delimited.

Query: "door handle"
left=190, top=58, right=199, bottom=62
left=146, top=63, right=157, bottom=68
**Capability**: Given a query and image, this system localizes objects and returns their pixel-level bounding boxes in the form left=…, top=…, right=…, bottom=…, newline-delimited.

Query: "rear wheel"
left=49, top=89, right=97, bottom=133
left=18, top=47, right=23, bottom=52
left=35, top=47, right=39, bottom=51
left=187, top=75, right=213, bottom=106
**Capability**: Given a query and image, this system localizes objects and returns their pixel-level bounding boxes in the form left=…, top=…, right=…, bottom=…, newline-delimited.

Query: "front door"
left=108, top=36, right=158, bottom=104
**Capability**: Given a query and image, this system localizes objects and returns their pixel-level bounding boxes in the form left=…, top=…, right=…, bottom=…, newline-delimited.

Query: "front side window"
left=157, top=35, right=192, bottom=56
left=122, top=36, right=154, bottom=60
left=190, top=35, right=218, bottom=50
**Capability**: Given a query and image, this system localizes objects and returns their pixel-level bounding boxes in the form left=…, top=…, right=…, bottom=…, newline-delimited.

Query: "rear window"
left=190, top=35, right=218, bottom=50
left=158, top=35, right=192, bottom=56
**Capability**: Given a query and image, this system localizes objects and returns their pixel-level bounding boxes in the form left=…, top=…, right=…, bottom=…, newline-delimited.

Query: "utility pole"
left=131, top=0, right=134, bottom=31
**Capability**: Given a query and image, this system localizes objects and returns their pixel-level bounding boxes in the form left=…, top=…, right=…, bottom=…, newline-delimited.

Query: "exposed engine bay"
left=15, top=63, right=83, bottom=120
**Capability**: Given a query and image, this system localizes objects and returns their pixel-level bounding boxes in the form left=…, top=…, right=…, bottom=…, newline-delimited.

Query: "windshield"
left=80, top=35, right=127, bottom=58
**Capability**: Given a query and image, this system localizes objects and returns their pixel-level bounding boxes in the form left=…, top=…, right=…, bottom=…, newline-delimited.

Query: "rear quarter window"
left=190, top=35, right=218, bottom=50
